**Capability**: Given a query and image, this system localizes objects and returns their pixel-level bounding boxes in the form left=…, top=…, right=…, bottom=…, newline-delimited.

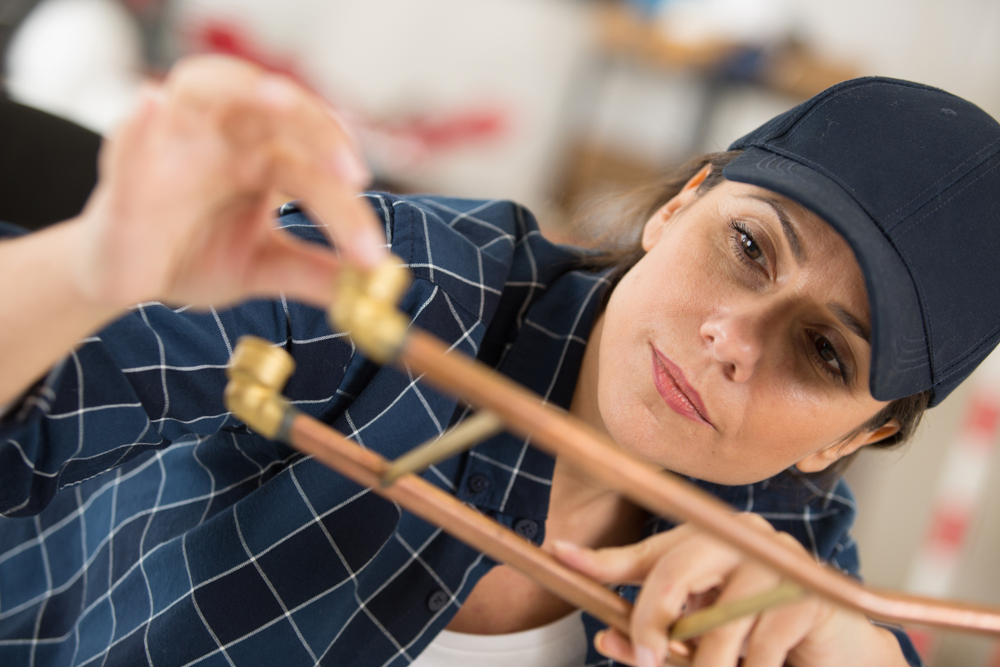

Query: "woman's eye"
left=808, top=330, right=850, bottom=385
left=816, top=337, right=839, bottom=368
left=739, top=231, right=762, bottom=260
left=730, top=222, right=766, bottom=269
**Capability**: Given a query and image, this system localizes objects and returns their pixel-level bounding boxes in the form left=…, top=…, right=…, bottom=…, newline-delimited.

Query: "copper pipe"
left=287, top=413, right=635, bottom=636
left=399, top=329, right=1000, bottom=635
left=224, top=333, right=796, bottom=655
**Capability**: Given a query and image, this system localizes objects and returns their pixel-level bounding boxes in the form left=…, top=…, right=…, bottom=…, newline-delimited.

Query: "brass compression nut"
left=328, top=255, right=412, bottom=364
left=225, top=336, right=297, bottom=440
left=366, top=257, right=412, bottom=304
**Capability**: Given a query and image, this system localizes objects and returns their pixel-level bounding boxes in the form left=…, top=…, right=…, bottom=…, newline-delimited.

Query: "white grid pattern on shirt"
left=0, top=194, right=875, bottom=667
left=2, top=198, right=516, bottom=667
left=498, top=272, right=608, bottom=514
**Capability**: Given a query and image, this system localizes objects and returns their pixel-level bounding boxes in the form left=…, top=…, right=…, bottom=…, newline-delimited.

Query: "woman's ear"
left=641, top=164, right=712, bottom=251
left=794, top=420, right=901, bottom=474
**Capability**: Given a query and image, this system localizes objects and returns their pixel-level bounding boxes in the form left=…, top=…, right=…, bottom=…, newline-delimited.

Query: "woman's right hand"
left=552, top=514, right=911, bottom=667
left=74, top=54, right=387, bottom=311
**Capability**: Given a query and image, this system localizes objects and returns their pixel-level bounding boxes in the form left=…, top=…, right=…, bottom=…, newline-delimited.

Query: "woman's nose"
left=700, top=312, right=765, bottom=382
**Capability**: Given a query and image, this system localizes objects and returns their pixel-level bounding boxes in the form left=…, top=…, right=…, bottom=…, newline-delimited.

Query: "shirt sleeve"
left=0, top=211, right=356, bottom=517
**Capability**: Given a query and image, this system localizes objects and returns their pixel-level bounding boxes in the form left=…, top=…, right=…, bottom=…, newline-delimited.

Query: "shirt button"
left=467, top=474, right=491, bottom=494
left=513, top=519, right=539, bottom=540
left=426, top=589, right=450, bottom=612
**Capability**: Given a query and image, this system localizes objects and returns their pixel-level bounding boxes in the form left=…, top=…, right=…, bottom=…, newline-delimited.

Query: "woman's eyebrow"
left=829, top=302, right=871, bottom=343
left=741, top=194, right=805, bottom=264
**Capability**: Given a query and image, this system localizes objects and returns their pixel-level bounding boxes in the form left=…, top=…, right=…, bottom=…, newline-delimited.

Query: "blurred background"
left=2, top=0, right=999, bottom=663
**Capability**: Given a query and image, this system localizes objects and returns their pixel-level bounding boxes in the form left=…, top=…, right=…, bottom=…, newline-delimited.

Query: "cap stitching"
left=897, top=256, right=937, bottom=393
left=894, top=158, right=1000, bottom=236
left=885, top=134, right=1000, bottom=223
left=741, top=78, right=912, bottom=145
left=886, top=206, right=941, bottom=392
left=779, top=80, right=936, bottom=145
left=760, top=80, right=971, bottom=222
left=749, top=87, right=839, bottom=141
left=934, top=324, right=1000, bottom=384
left=747, top=145, right=886, bottom=227
left=734, top=84, right=850, bottom=145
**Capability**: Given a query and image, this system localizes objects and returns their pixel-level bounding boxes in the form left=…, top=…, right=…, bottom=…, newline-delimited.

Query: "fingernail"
left=352, top=227, right=386, bottom=268
left=332, top=148, right=371, bottom=189
left=636, top=646, right=659, bottom=667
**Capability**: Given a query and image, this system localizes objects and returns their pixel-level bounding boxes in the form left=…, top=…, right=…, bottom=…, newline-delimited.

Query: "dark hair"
left=572, top=150, right=742, bottom=295
left=571, top=150, right=932, bottom=478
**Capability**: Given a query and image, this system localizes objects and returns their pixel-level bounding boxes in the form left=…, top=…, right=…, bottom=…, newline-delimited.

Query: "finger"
left=78, top=84, right=174, bottom=305
left=739, top=530, right=822, bottom=667
left=594, top=628, right=693, bottom=666
left=553, top=514, right=774, bottom=596
left=550, top=527, right=694, bottom=585
left=689, top=561, right=780, bottom=667
left=627, top=515, right=782, bottom=665
left=163, top=57, right=386, bottom=268
left=162, top=56, right=360, bottom=178
left=688, top=526, right=812, bottom=667
left=742, top=598, right=818, bottom=667
left=255, top=75, right=370, bottom=187
left=162, top=192, right=341, bottom=308
left=596, top=628, right=639, bottom=666
left=107, top=82, right=158, bottom=147
left=263, top=141, right=387, bottom=269
left=159, top=56, right=271, bottom=139
left=232, top=74, right=385, bottom=268
left=630, top=535, right=746, bottom=667
left=96, top=82, right=163, bottom=188
left=216, top=76, right=369, bottom=189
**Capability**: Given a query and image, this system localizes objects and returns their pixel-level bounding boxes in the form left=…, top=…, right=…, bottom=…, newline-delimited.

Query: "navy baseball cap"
left=723, top=77, right=1000, bottom=406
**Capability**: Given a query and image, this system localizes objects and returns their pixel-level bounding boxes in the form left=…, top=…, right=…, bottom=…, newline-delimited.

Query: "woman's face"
left=582, top=173, right=898, bottom=485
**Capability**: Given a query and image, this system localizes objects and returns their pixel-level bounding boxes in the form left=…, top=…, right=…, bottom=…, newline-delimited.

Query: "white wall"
left=794, top=0, right=1000, bottom=119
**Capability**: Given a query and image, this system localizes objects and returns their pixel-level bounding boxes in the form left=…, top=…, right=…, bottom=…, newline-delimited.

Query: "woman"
left=0, top=57, right=996, bottom=666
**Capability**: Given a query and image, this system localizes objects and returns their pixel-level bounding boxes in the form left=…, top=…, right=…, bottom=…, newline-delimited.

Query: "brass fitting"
left=225, top=336, right=298, bottom=440
left=329, top=255, right=412, bottom=364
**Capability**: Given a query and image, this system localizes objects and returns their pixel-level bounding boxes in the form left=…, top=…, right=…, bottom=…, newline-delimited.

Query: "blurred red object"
left=187, top=19, right=304, bottom=83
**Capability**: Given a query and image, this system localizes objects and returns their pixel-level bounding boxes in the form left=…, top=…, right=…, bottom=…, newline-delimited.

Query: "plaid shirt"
left=0, top=195, right=919, bottom=666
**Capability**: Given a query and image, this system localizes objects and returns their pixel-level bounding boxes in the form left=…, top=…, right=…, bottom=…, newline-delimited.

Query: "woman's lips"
left=651, top=347, right=714, bottom=428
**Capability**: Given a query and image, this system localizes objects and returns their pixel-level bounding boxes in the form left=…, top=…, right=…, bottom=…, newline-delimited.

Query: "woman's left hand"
left=551, top=513, right=910, bottom=667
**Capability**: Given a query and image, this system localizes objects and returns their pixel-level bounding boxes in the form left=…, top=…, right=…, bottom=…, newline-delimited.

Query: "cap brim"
left=723, top=147, right=932, bottom=402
